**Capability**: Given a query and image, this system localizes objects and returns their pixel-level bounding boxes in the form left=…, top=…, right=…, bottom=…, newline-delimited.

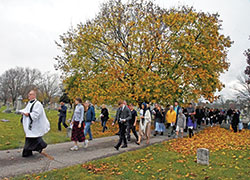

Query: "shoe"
left=83, top=140, right=89, bottom=148
left=88, top=138, right=93, bottom=141
left=114, top=145, right=119, bottom=150
left=135, top=142, right=140, bottom=145
left=153, top=133, right=157, bottom=136
left=160, top=132, right=163, bottom=136
left=70, top=145, right=78, bottom=151
left=121, top=145, right=127, bottom=148
left=127, top=138, right=131, bottom=141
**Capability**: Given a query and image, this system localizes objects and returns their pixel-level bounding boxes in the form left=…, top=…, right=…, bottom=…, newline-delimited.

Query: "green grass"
left=13, top=142, right=250, bottom=180
left=0, top=106, right=117, bottom=150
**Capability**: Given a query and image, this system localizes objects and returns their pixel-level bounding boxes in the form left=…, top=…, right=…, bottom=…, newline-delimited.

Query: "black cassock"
left=22, top=137, right=47, bottom=157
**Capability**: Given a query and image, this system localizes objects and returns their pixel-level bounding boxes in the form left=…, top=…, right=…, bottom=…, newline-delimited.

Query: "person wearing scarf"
left=20, top=90, right=52, bottom=159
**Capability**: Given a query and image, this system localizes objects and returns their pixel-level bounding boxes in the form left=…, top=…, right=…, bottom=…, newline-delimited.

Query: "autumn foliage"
left=166, top=126, right=250, bottom=155
left=55, top=0, right=232, bottom=105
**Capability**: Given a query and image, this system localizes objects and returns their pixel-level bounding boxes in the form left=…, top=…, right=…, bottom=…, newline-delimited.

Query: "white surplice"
left=20, top=100, right=50, bottom=138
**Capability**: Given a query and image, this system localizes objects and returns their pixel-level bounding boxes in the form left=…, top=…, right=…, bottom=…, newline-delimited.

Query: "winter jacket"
left=166, top=110, right=176, bottom=124
left=85, top=105, right=96, bottom=122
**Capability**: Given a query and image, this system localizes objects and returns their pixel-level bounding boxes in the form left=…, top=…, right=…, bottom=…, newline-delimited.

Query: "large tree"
left=55, top=0, right=232, bottom=105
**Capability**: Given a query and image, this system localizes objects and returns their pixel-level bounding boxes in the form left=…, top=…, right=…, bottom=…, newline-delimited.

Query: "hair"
left=29, top=89, right=37, bottom=97
left=75, top=97, right=82, bottom=104
left=85, top=100, right=91, bottom=104
left=189, top=103, right=192, bottom=105
left=118, top=100, right=123, bottom=105
left=102, top=104, right=106, bottom=108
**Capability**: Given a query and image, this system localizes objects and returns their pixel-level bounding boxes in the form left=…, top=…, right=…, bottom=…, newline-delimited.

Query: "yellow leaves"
left=35, top=176, right=41, bottom=180
left=167, top=127, right=250, bottom=155
left=176, top=159, right=185, bottom=163
left=82, top=163, right=110, bottom=174
left=57, top=1, right=232, bottom=105
left=157, top=169, right=162, bottom=172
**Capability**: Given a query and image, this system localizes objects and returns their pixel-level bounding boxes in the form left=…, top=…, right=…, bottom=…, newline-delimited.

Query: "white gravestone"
left=15, top=95, right=23, bottom=114
left=4, top=102, right=11, bottom=113
left=197, top=148, right=209, bottom=165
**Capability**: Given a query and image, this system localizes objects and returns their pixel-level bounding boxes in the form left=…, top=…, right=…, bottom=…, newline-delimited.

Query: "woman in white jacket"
left=136, top=103, right=151, bottom=145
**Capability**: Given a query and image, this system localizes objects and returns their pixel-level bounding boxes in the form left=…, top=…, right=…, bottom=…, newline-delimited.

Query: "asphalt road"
left=0, top=129, right=198, bottom=178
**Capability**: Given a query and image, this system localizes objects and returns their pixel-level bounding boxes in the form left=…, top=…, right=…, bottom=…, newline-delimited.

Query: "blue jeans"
left=84, top=122, right=93, bottom=140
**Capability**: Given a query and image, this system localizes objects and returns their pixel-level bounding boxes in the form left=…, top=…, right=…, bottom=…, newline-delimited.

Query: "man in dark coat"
left=58, top=101, right=68, bottom=131
left=112, top=100, right=132, bottom=150
left=232, top=109, right=240, bottom=133
left=195, top=106, right=203, bottom=128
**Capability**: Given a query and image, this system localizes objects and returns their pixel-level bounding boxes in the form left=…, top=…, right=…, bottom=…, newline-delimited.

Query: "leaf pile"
left=166, top=126, right=250, bottom=155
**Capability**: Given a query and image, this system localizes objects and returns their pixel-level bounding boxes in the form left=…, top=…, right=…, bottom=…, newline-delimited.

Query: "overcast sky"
left=0, top=0, right=250, bottom=99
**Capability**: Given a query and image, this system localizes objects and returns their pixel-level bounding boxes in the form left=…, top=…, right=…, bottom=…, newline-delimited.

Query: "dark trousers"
left=116, top=123, right=127, bottom=147
left=58, top=116, right=68, bottom=131
left=188, top=128, right=194, bottom=138
left=101, top=120, right=107, bottom=132
left=232, top=123, right=238, bottom=133
left=197, top=118, right=202, bottom=126
left=126, top=124, right=138, bottom=141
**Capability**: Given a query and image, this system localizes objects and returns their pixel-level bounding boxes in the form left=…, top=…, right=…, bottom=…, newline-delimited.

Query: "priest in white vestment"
left=20, top=90, right=51, bottom=158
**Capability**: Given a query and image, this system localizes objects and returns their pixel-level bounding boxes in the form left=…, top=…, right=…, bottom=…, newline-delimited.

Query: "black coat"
left=155, top=109, right=164, bottom=123
left=232, top=112, right=240, bottom=125
left=101, top=108, right=109, bottom=121
left=195, top=108, right=204, bottom=119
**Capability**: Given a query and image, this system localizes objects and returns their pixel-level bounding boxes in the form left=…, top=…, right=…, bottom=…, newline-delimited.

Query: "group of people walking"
left=20, top=90, right=243, bottom=159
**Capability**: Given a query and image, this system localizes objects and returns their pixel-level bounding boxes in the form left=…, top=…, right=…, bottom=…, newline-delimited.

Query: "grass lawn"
left=0, top=106, right=118, bottom=150
left=12, top=127, right=250, bottom=180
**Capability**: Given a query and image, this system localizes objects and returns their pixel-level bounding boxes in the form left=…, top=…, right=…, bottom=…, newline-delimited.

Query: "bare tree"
left=0, top=67, right=42, bottom=105
left=38, top=72, right=61, bottom=105
left=2, top=67, right=25, bottom=105
left=233, top=73, right=250, bottom=104
left=0, top=75, right=10, bottom=105
left=21, top=68, right=42, bottom=98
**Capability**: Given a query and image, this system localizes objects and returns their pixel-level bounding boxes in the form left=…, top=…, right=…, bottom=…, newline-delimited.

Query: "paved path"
left=0, top=128, right=203, bottom=178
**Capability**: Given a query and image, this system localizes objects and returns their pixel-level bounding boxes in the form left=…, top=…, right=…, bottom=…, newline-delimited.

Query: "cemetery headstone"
left=4, top=102, right=11, bottom=113
left=220, top=122, right=230, bottom=130
left=54, top=103, right=59, bottom=110
left=15, top=95, right=23, bottom=114
left=197, top=148, right=209, bottom=165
